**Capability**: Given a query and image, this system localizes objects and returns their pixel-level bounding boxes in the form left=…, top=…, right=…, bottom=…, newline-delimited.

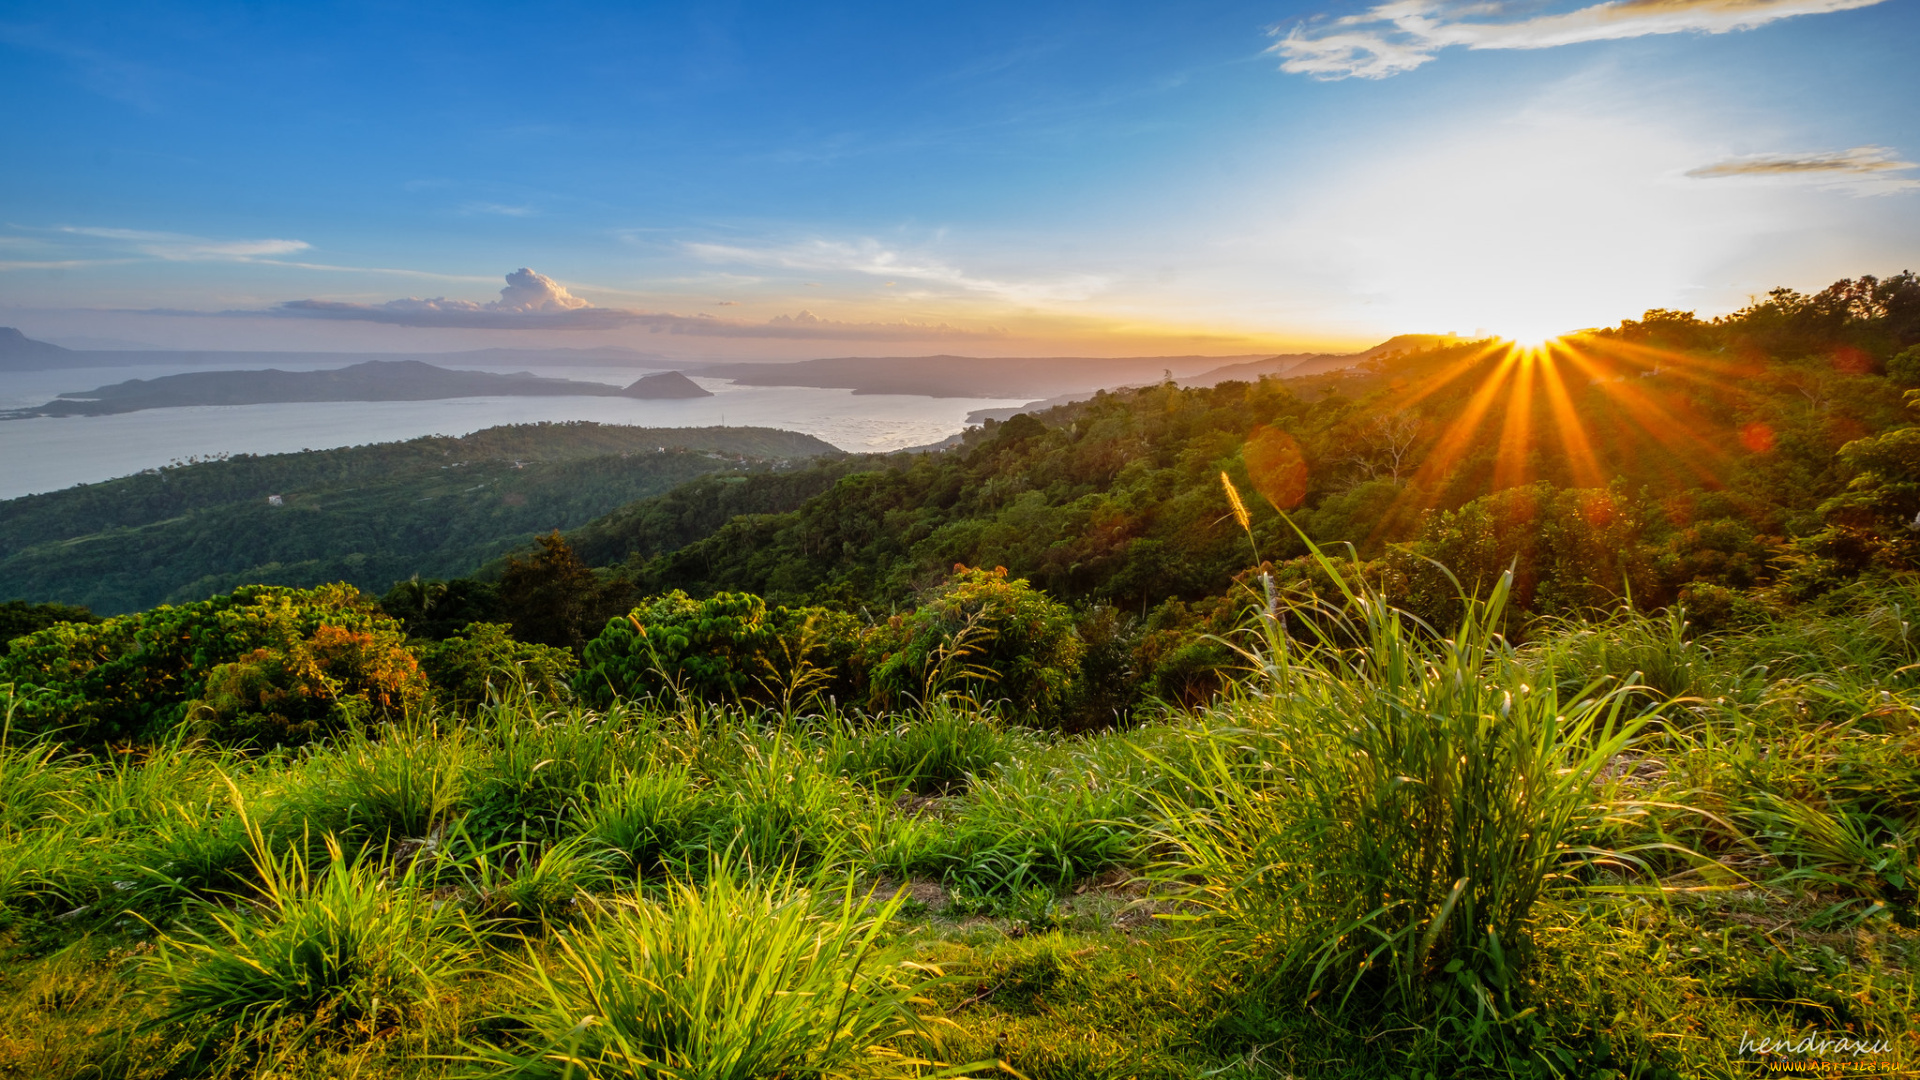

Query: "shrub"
left=577, top=591, right=862, bottom=710
left=192, top=621, right=430, bottom=745
left=867, top=566, right=1084, bottom=726
left=0, top=584, right=423, bottom=746
left=416, top=621, right=577, bottom=712
left=0, top=600, right=98, bottom=656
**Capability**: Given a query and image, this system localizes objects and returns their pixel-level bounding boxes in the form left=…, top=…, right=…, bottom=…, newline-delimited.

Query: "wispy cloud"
left=1272, top=0, right=1890, bottom=80
left=58, top=226, right=310, bottom=261
left=267, top=267, right=998, bottom=339
left=460, top=202, right=538, bottom=217
left=0, top=23, right=168, bottom=109
left=0, top=258, right=137, bottom=271
left=0, top=225, right=500, bottom=281
left=683, top=238, right=1111, bottom=304
left=1686, top=145, right=1920, bottom=194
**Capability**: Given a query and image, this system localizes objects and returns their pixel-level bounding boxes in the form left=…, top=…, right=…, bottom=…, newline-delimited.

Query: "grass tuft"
left=470, top=864, right=953, bottom=1079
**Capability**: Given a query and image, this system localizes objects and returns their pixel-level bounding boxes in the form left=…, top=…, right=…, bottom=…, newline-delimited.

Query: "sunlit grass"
left=1, top=591, right=1917, bottom=1077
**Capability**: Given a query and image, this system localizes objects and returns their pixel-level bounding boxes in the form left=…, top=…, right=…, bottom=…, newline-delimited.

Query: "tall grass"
left=573, top=765, right=712, bottom=878
left=1147, top=543, right=1658, bottom=1058
left=467, top=698, right=644, bottom=842
left=829, top=699, right=1026, bottom=796
left=293, top=720, right=473, bottom=843
left=142, top=805, right=474, bottom=1062
left=472, top=866, right=954, bottom=1080
left=1527, top=604, right=1728, bottom=709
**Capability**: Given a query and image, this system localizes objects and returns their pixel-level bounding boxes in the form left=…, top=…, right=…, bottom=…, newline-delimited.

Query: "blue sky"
left=2, top=0, right=1916, bottom=358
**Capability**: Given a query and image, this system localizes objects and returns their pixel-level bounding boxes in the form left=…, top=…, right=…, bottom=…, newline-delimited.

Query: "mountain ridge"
left=3, top=359, right=712, bottom=419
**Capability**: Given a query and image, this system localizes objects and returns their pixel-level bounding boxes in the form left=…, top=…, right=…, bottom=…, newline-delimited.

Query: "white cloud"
left=1273, top=0, right=1891, bottom=80
left=491, top=267, right=591, bottom=312
left=57, top=226, right=310, bottom=261
left=0, top=258, right=135, bottom=271
left=268, top=267, right=997, bottom=339
left=461, top=202, right=537, bottom=217
left=1687, top=145, right=1920, bottom=195
left=683, top=237, right=1112, bottom=305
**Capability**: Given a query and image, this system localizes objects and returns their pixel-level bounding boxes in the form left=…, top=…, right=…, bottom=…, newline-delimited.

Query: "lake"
left=0, top=363, right=1030, bottom=499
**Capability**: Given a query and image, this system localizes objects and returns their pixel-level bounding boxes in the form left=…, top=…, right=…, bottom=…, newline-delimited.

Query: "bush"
left=192, top=621, right=429, bottom=745
left=0, top=600, right=98, bottom=656
left=0, top=584, right=424, bottom=746
left=577, top=591, right=862, bottom=710
left=867, top=566, right=1084, bottom=726
left=416, top=621, right=577, bottom=712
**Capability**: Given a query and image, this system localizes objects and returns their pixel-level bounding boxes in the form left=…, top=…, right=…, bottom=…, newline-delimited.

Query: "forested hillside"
left=556, top=274, right=1920, bottom=628
left=0, top=423, right=836, bottom=613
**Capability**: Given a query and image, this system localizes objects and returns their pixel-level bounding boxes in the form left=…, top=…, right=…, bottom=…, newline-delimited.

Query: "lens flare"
left=1359, top=330, right=1758, bottom=550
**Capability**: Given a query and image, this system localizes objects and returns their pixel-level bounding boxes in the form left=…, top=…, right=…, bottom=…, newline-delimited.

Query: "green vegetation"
left=0, top=568, right=1915, bottom=1077
left=0, top=273, right=1916, bottom=1076
left=0, top=423, right=838, bottom=614
left=554, top=276, right=1916, bottom=625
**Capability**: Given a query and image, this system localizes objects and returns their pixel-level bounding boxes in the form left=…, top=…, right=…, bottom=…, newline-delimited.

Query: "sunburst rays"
left=1357, top=333, right=1757, bottom=547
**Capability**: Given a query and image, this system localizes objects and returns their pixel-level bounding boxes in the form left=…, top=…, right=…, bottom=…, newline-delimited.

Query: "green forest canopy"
left=0, top=423, right=837, bottom=613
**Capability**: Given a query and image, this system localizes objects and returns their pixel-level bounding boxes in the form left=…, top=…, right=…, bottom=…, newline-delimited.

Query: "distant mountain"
left=2, top=360, right=713, bottom=419
left=0, top=327, right=75, bottom=370
left=700, top=354, right=1269, bottom=399
left=0, top=327, right=670, bottom=371
left=963, top=336, right=1463, bottom=423
left=1183, top=334, right=1465, bottom=387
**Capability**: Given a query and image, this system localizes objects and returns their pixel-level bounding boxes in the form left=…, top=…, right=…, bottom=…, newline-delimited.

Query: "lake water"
left=0, top=363, right=1029, bottom=500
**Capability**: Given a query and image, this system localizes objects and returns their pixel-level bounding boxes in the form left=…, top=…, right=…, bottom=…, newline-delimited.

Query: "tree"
left=497, top=532, right=623, bottom=652
left=1345, top=411, right=1424, bottom=484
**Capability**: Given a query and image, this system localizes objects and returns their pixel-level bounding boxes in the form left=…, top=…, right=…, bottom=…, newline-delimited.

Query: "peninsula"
left=1, top=360, right=712, bottom=419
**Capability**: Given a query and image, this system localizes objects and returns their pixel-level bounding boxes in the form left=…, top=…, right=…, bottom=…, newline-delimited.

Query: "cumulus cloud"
left=279, top=268, right=610, bottom=327
left=1686, top=145, right=1920, bottom=193
left=1272, top=0, right=1890, bottom=80
left=268, top=268, right=997, bottom=338
left=58, top=226, right=310, bottom=261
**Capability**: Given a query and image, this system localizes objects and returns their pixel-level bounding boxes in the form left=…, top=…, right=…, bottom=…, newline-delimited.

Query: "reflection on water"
left=0, top=366, right=1028, bottom=499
